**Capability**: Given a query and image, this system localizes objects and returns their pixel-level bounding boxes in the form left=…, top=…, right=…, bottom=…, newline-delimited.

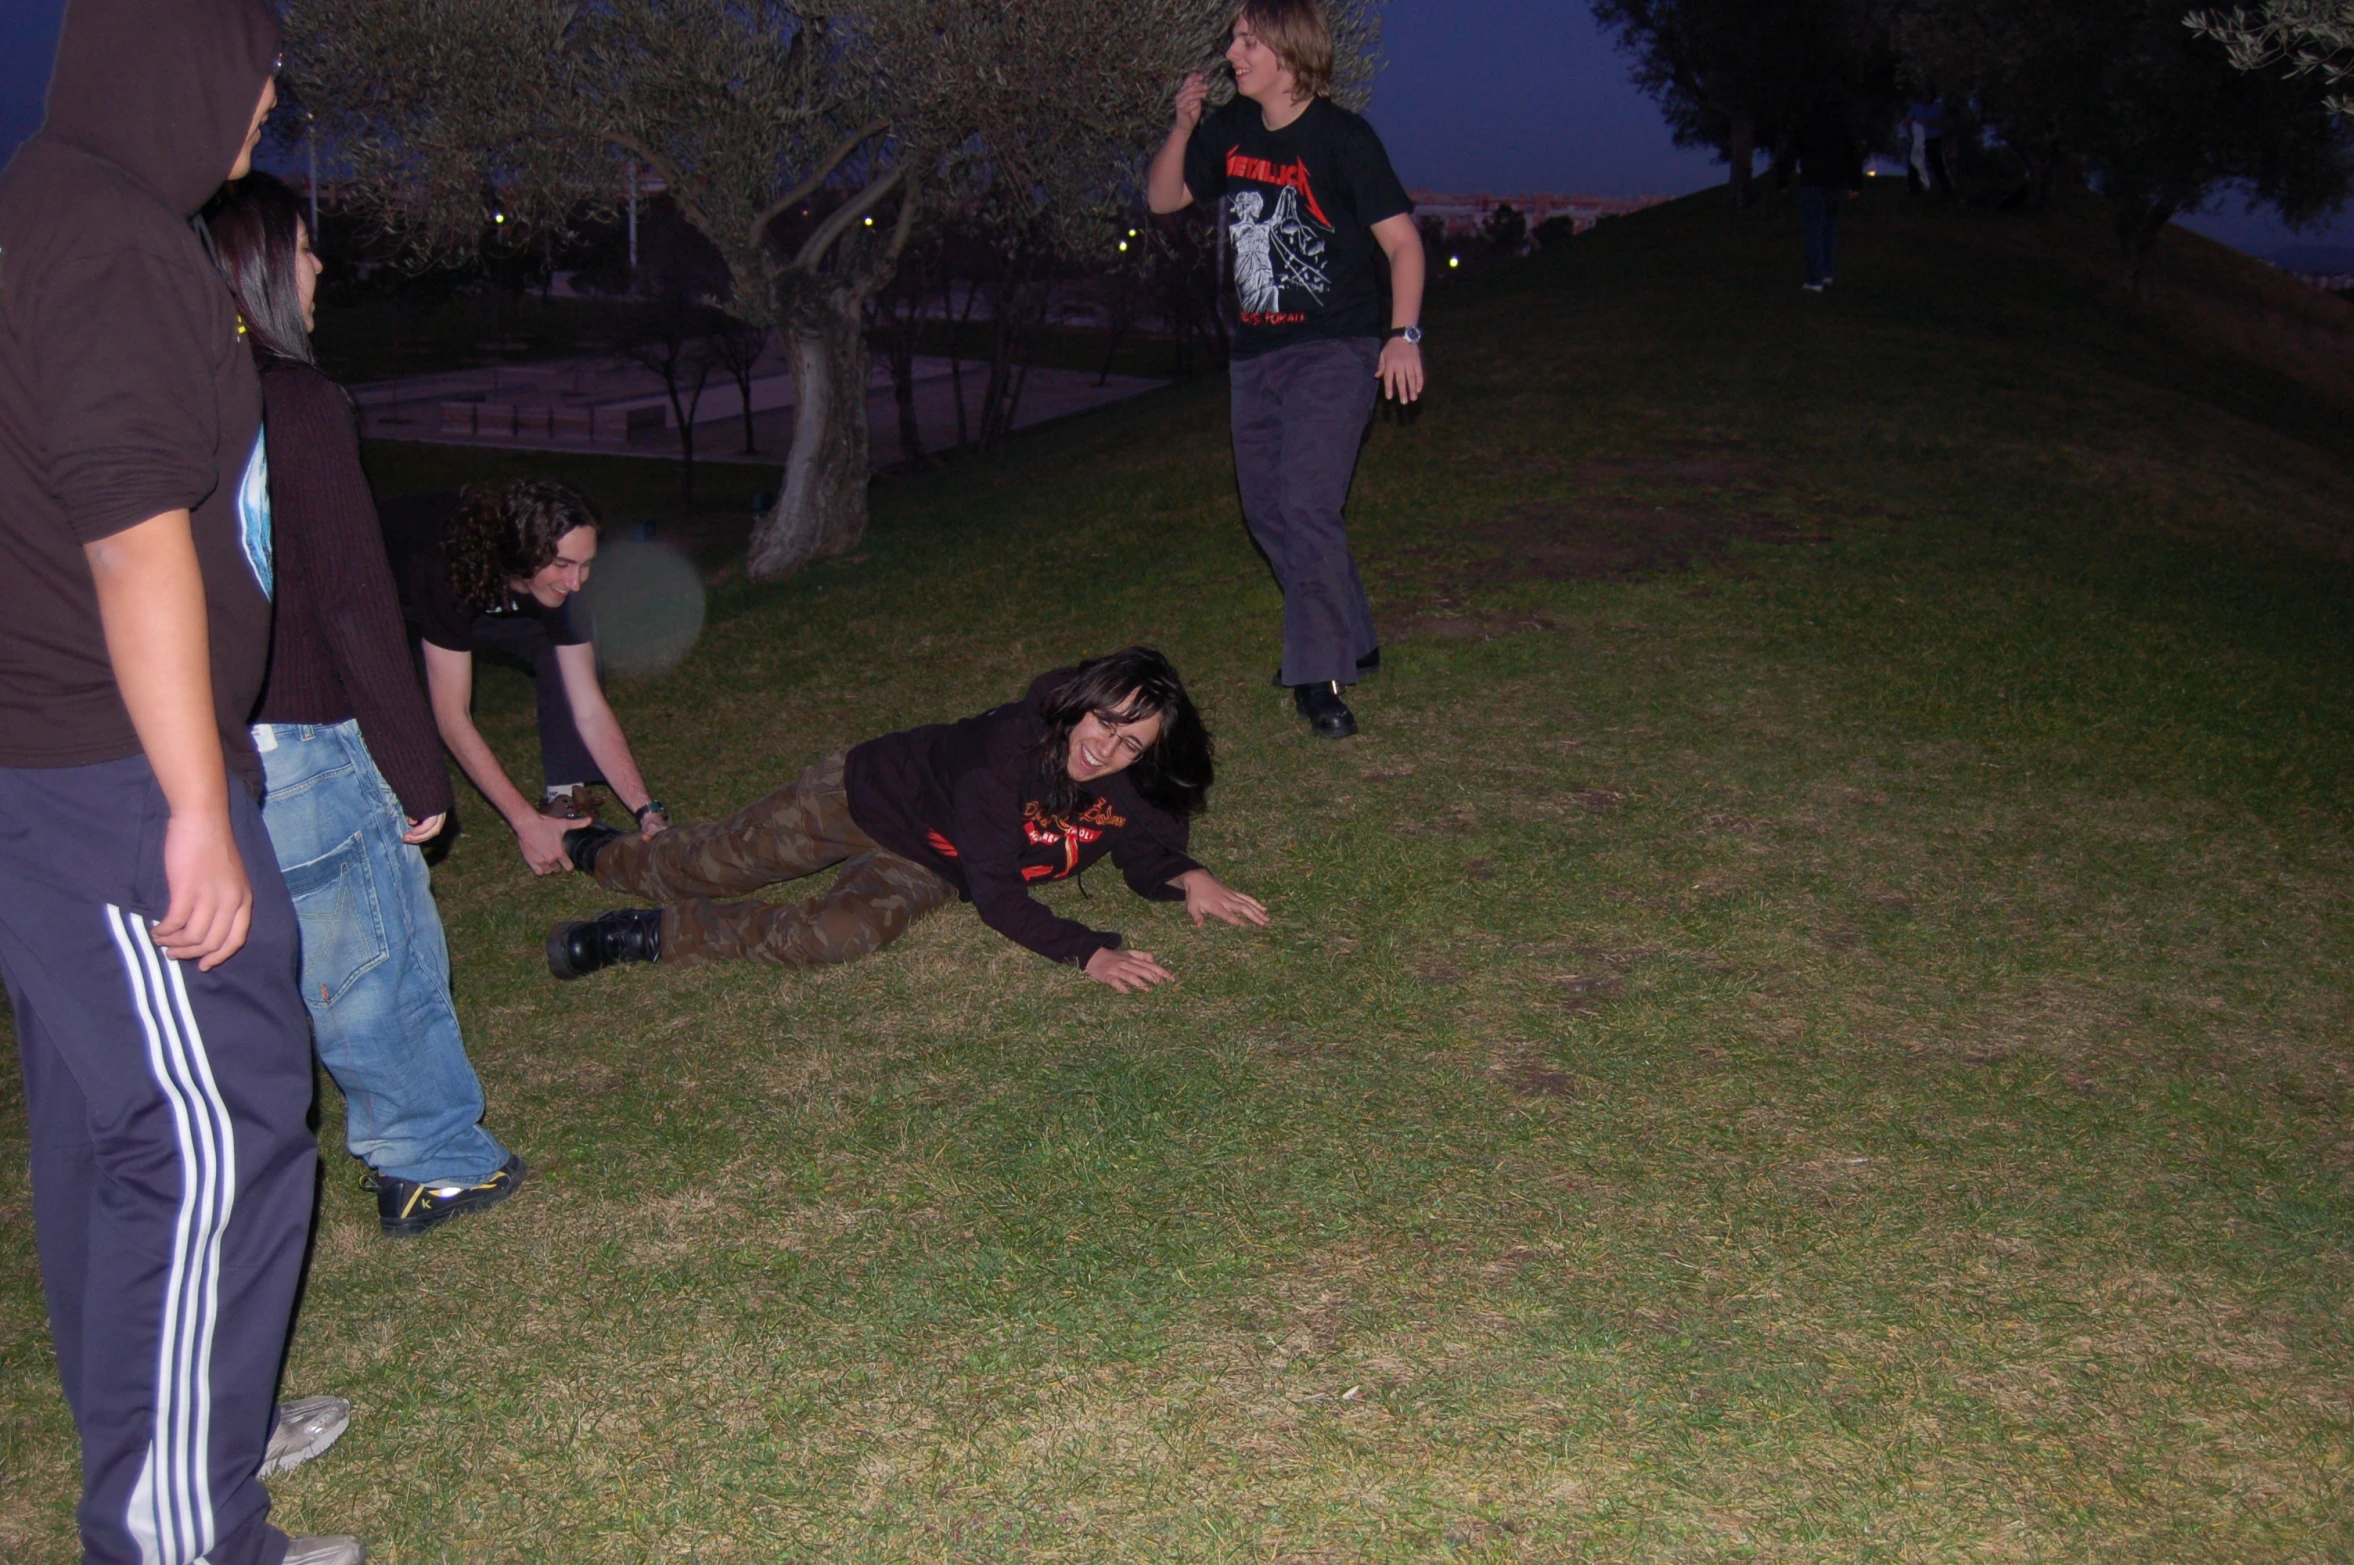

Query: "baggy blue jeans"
left=254, top=721, right=508, bottom=1184
left=1800, top=185, right=1843, bottom=287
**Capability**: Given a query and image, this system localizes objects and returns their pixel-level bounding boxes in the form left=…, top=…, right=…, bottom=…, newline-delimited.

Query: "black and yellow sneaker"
left=364, top=1153, right=527, bottom=1238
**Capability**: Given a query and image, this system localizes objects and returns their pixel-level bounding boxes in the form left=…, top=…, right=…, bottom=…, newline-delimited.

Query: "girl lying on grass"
left=547, top=648, right=1269, bottom=990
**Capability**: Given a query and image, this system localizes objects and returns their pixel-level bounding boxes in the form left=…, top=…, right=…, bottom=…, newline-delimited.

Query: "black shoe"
left=1271, top=648, right=1381, bottom=688
left=547, top=908, right=663, bottom=979
left=562, top=822, right=625, bottom=875
left=1291, top=680, right=1359, bottom=739
left=365, top=1153, right=526, bottom=1238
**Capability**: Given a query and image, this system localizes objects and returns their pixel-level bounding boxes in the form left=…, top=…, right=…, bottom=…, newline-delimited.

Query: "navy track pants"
left=0, top=757, right=315, bottom=1565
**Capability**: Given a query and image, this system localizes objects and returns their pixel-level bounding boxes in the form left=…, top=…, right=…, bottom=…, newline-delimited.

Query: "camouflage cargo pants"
left=587, top=752, right=957, bottom=967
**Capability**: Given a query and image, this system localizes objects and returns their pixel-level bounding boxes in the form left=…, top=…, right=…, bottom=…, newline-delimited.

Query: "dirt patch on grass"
left=1497, top=1060, right=1580, bottom=1098
left=1492, top=498, right=1795, bottom=584
left=1546, top=974, right=1625, bottom=1012
left=1378, top=443, right=1817, bottom=641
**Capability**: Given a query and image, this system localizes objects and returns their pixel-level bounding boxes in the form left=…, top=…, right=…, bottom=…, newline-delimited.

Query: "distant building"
left=1407, top=190, right=1669, bottom=239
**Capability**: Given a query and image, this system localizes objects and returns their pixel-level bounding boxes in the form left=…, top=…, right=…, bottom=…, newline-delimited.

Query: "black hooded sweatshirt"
left=0, top=0, right=281, bottom=793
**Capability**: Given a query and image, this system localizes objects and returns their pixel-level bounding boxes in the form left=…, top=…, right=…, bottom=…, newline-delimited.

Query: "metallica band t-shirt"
left=1183, top=94, right=1413, bottom=359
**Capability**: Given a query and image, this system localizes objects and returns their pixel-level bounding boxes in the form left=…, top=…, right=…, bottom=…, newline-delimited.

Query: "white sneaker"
left=258, top=1395, right=352, bottom=1480
left=282, top=1538, right=365, bottom=1565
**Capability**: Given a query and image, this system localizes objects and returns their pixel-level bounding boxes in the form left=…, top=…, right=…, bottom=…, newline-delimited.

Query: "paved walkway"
left=353, top=348, right=1167, bottom=468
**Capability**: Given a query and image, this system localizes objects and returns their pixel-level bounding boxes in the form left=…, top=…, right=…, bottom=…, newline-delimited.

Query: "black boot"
left=547, top=908, right=663, bottom=980
left=1291, top=679, right=1359, bottom=739
left=562, top=822, right=625, bottom=875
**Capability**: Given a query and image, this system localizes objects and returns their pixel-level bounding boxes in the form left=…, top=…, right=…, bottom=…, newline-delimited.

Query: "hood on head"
left=41, top=0, right=281, bottom=217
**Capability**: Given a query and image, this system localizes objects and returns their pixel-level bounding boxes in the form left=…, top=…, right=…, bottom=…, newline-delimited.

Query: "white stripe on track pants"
left=0, top=756, right=317, bottom=1565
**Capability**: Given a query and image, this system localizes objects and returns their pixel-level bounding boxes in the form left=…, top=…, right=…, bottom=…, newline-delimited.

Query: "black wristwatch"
left=634, top=799, right=667, bottom=824
left=1387, top=324, right=1423, bottom=344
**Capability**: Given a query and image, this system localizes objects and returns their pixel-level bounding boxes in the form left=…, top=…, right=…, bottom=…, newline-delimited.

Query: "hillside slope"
left=2, top=187, right=2350, bottom=1561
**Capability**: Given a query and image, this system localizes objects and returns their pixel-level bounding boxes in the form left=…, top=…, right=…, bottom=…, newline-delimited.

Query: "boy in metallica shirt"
left=544, top=649, right=1269, bottom=990
left=1149, top=0, right=1425, bottom=740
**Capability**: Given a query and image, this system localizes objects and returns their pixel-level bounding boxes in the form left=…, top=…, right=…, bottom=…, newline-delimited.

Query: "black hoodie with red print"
left=846, top=671, right=1205, bottom=967
left=0, top=0, right=281, bottom=792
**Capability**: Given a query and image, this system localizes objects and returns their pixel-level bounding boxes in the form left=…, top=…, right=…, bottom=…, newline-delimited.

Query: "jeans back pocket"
left=279, top=830, right=392, bottom=1006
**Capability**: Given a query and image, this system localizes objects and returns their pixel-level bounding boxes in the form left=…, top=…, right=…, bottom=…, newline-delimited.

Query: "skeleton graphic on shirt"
left=1230, top=187, right=1331, bottom=318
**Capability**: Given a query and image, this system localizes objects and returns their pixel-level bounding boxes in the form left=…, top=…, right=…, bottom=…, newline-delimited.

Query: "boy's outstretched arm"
left=1148, top=73, right=1210, bottom=214
left=1373, top=213, right=1427, bottom=403
left=422, top=642, right=572, bottom=875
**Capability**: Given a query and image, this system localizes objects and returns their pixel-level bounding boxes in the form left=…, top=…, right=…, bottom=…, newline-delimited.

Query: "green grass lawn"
left=4, top=188, right=2352, bottom=1561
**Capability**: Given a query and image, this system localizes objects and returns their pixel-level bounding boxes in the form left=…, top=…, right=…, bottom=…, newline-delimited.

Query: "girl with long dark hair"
left=206, top=172, right=525, bottom=1236
left=548, top=648, right=1267, bottom=989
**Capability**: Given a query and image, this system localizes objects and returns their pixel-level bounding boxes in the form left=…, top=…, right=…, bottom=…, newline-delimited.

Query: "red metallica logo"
left=1223, top=149, right=1332, bottom=227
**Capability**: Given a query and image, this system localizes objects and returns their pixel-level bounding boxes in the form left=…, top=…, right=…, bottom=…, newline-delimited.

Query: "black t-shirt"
left=1183, top=95, right=1413, bottom=359
left=844, top=671, right=1204, bottom=967
left=379, top=489, right=591, bottom=653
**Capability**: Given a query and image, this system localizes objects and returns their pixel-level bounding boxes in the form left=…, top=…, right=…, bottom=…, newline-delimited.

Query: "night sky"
left=0, top=0, right=2345, bottom=254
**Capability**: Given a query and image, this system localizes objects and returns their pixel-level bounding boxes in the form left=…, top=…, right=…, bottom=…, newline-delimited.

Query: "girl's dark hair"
left=1032, top=647, right=1214, bottom=820
left=201, top=173, right=315, bottom=367
left=444, top=478, right=604, bottom=616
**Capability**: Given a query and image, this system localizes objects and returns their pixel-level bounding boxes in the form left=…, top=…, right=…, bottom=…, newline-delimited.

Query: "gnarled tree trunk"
left=747, top=300, right=870, bottom=580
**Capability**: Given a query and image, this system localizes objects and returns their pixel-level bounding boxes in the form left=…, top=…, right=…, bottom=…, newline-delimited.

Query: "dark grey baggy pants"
left=0, top=757, right=317, bottom=1565
left=1229, top=335, right=1384, bottom=688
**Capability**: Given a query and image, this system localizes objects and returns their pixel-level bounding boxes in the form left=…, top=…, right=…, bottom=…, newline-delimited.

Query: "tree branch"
left=750, top=116, right=892, bottom=253
left=854, top=159, right=927, bottom=295
left=791, top=162, right=906, bottom=275
left=607, top=132, right=722, bottom=239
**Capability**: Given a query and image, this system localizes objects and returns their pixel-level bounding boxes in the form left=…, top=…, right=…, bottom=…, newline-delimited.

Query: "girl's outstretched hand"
left=1174, top=869, right=1270, bottom=928
left=1086, top=946, right=1177, bottom=992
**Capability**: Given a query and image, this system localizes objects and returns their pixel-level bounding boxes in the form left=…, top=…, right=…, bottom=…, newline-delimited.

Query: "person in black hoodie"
left=546, top=648, right=1269, bottom=989
left=0, top=3, right=361, bottom=1562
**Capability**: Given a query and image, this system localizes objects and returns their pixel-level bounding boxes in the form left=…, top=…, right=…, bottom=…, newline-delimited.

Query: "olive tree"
left=288, top=0, right=1381, bottom=581
left=1898, top=0, right=2350, bottom=286
left=2190, top=3, right=2354, bottom=115
left=1590, top=0, right=1897, bottom=210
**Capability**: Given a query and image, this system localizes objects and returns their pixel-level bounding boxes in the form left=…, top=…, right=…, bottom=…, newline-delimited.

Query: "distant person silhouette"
left=1906, top=97, right=1955, bottom=198
left=1796, top=99, right=1865, bottom=292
